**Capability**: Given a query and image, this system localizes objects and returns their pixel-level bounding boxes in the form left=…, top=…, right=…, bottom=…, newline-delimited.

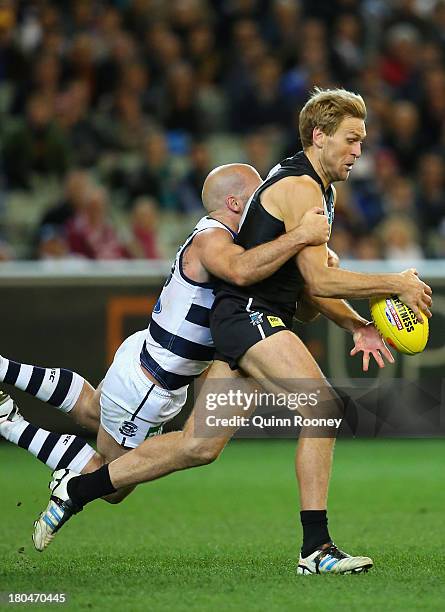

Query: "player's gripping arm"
left=193, top=206, right=330, bottom=286
left=296, top=250, right=395, bottom=370
left=271, top=176, right=432, bottom=322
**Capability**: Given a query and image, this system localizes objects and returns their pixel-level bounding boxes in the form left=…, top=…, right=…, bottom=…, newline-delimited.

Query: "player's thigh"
left=97, top=424, right=129, bottom=462
left=240, top=330, right=324, bottom=381
left=239, top=330, right=342, bottom=420
left=182, top=360, right=254, bottom=457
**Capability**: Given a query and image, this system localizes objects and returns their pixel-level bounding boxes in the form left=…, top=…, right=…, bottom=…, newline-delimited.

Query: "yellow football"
left=370, top=295, right=429, bottom=355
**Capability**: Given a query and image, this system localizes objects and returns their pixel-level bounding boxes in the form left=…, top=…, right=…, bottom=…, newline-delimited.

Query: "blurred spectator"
left=65, top=33, right=97, bottom=99
left=354, top=235, right=382, bottom=260
left=0, top=3, right=27, bottom=84
left=10, top=52, right=61, bottom=115
left=70, top=0, right=95, bottom=34
left=176, top=141, right=212, bottom=212
left=118, top=62, right=159, bottom=116
left=281, top=19, right=330, bottom=108
left=331, top=13, right=365, bottom=84
left=144, top=24, right=183, bottom=86
left=415, top=152, right=445, bottom=233
left=432, top=1, right=445, bottom=45
left=224, top=19, right=267, bottom=104
left=417, top=66, right=445, bottom=149
left=243, top=131, right=276, bottom=179
left=378, top=216, right=424, bottom=260
left=38, top=169, right=91, bottom=231
left=380, top=24, right=420, bottom=95
left=96, top=31, right=139, bottom=103
left=352, top=150, right=399, bottom=229
left=127, top=197, right=161, bottom=259
left=168, top=0, right=210, bottom=34
left=383, top=101, right=421, bottom=173
left=187, top=23, right=221, bottom=86
left=125, top=131, right=179, bottom=211
left=263, top=0, right=301, bottom=67
left=161, top=62, right=201, bottom=134
left=231, top=56, right=291, bottom=133
left=123, top=0, right=158, bottom=41
left=328, top=226, right=355, bottom=259
left=66, top=186, right=127, bottom=260
left=382, top=176, right=417, bottom=217
left=56, top=81, right=103, bottom=167
left=101, top=89, right=155, bottom=153
left=3, top=93, right=70, bottom=189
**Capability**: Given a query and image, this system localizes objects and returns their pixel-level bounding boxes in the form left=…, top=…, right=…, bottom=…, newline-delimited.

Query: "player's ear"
left=312, top=127, right=325, bottom=149
left=226, top=195, right=241, bottom=213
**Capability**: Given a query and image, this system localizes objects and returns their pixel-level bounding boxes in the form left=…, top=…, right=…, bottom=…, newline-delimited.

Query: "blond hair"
left=299, top=87, right=366, bottom=149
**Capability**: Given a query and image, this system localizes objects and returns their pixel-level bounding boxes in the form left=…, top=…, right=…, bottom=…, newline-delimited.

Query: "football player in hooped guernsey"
left=0, top=164, right=328, bottom=539
left=32, top=89, right=432, bottom=574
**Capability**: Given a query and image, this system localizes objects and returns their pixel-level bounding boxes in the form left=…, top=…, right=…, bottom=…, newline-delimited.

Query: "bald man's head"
left=201, top=163, right=262, bottom=214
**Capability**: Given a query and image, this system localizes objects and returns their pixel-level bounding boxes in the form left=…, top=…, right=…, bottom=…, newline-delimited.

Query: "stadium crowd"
left=0, top=0, right=444, bottom=261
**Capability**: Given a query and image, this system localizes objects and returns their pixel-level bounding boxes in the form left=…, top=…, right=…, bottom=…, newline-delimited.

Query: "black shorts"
left=210, top=294, right=293, bottom=370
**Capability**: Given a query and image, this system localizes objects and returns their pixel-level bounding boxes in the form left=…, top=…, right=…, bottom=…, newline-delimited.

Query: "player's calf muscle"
left=102, top=486, right=135, bottom=505
left=82, top=451, right=105, bottom=474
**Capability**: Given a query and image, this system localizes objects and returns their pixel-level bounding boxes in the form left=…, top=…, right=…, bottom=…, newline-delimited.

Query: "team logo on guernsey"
left=153, top=298, right=162, bottom=314
left=249, top=311, right=263, bottom=327
left=267, top=316, right=284, bottom=328
left=119, top=421, right=138, bottom=437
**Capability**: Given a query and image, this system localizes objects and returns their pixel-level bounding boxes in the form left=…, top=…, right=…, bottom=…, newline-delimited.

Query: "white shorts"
left=100, top=330, right=188, bottom=448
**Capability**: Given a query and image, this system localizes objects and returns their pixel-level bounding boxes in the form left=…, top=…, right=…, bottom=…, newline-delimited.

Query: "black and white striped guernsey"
left=140, top=216, right=236, bottom=390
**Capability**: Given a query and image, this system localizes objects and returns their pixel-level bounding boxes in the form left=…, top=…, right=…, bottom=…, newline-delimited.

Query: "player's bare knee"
left=183, top=437, right=223, bottom=466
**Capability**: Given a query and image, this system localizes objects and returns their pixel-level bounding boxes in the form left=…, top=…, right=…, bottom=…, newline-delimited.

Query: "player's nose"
left=352, top=142, right=362, bottom=158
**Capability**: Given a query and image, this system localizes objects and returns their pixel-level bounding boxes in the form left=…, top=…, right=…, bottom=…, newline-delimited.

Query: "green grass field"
left=0, top=439, right=444, bottom=611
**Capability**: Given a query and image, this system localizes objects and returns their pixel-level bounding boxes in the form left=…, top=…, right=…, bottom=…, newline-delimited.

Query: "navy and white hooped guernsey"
left=140, top=216, right=236, bottom=390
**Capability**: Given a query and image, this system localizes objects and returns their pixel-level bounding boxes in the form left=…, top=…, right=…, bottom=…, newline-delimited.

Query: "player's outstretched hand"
left=299, top=207, right=330, bottom=246
left=350, top=322, right=395, bottom=372
left=398, top=268, right=432, bottom=323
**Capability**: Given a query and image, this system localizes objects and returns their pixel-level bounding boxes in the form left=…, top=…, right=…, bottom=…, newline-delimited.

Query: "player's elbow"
left=305, top=270, right=332, bottom=298
left=227, top=268, right=250, bottom=287
left=305, top=277, right=324, bottom=297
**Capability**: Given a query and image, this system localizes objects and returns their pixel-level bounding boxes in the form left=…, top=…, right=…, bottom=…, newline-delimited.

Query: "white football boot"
left=297, top=543, right=373, bottom=575
left=33, top=468, right=83, bottom=552
left=0, top=390, right=23, bottom=434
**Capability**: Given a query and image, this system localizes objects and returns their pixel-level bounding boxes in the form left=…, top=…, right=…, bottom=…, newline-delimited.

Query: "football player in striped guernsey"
left=0, top=164, right=329, bottom=530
